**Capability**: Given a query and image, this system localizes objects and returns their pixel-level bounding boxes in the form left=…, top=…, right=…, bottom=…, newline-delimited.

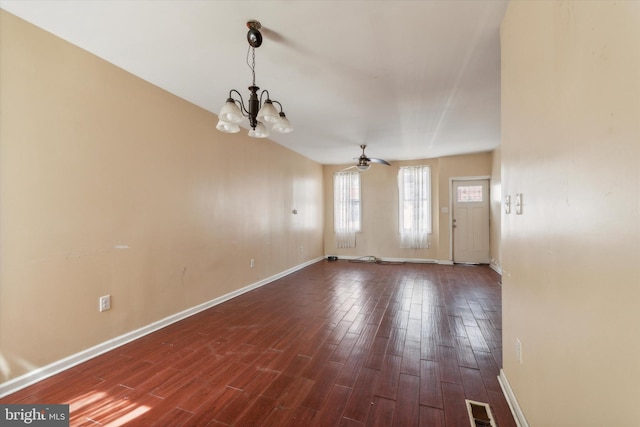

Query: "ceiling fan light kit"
left=344, top=145, right=390, bottom=172
left=217, top=20, right=293, bottom=138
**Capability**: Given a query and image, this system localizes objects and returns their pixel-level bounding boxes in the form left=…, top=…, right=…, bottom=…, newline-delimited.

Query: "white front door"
left=453, top=179, right=490, bottom=264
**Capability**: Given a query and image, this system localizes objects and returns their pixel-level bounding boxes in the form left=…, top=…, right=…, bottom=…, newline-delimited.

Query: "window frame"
left=333, top=171, right=362, bottom=233
left=456, top=185, right=484, bottom=203
left=398, top=165, right=432, bottom=236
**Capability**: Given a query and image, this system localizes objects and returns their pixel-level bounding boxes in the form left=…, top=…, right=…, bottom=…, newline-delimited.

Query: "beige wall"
left=0, top=11, right=324, bottom=383
left=324, top=158, right=439, bottom=261
left=501, top=1, right=639, bottom=425
left=323, top=152, right=494, bottom=263
left=437, top=152, right=493, bottom=262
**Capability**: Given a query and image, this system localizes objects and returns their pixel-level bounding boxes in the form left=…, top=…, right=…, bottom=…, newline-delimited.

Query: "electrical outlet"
left=250, top=259, right=255, bottom=268
left=516, top=338, right=523, bottom=364
left=99, top=295, right=111, bottom=312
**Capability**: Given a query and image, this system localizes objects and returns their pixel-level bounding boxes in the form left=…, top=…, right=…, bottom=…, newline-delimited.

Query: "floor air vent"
left=466, top=399, right=497, bottom=427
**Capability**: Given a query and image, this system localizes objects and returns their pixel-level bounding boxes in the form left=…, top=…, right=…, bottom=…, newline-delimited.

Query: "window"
left=398, top=165, right=431, bottom=248
left=457, top=185, right=483, bottom=203
left=334, top=171, right=360, bottom=248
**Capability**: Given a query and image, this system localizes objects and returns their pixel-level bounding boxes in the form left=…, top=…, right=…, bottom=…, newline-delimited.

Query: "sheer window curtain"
left=398, top=165, right=431, bottom=249
left=334, top=171, right=359, bottom=248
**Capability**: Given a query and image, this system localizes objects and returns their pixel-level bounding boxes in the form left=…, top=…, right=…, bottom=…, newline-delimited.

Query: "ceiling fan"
left=343, top=145, right=390, bottom=171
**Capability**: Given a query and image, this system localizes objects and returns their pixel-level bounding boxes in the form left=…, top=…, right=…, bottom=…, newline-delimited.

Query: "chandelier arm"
left=259, top=89, right=271, bottom=104
left=228, top=89, right=250, bottom=117
left=270, top=100, right=284, bottom=113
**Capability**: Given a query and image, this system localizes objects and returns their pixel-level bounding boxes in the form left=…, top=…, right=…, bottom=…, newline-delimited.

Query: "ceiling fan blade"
left=369, top=158, right=390, bottom=166
left=340, top=165, right=357, bottom=172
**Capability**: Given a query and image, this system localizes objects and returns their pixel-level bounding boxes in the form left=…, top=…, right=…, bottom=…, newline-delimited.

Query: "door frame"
left=448, top=175, right=491, bottom=263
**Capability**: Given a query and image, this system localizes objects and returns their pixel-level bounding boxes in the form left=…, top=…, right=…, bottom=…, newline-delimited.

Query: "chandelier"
left=216, top=20, right=293, bottom=138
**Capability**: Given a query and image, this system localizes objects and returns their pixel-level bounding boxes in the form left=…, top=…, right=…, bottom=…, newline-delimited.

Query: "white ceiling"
left=0, top=0, right=507, bottom=165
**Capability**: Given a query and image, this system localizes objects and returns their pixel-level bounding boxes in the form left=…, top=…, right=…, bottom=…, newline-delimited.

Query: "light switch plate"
left=515, top=193, right=523, bottom=215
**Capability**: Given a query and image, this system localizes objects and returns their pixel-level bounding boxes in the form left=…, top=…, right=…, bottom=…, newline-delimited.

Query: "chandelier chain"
left=252, top=47, right=256, bottom=86
left=246, top=46, right=257, bottom=86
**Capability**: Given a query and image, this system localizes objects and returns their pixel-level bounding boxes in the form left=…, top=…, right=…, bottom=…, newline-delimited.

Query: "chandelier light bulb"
left=218, top=99, right=243, bottom=124
left=272, top=113, right=294, bottom=133
left=248, top=121, right=269, bottom=138
left=216, top=120, right=241, bottom=133
left=257, top=100, right=279, bottom=124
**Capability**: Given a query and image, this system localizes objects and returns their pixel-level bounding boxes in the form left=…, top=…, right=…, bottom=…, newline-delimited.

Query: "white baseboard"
left=437, top=260, right=454, bottom=265
left=378, top=257, right=436, bottom=264
left=325, top=255, right=437, bottom=264
left=0, top=257, right=324, bottom=398
left=498, top=369, right=529, bottom=427
left=490, top=262, right=503, bottom=275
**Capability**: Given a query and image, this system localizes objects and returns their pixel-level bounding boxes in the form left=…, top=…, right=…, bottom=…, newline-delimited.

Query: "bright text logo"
left=1, top=405, right=69, bottom=426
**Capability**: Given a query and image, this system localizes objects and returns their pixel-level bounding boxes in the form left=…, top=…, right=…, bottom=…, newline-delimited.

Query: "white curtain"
left=334, top=171, right=359, bottom=248
left=398, top=166, right=431, bottom=249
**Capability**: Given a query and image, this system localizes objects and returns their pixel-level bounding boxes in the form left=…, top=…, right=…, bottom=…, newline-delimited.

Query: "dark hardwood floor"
left=2, top=260, right=516, bottom=427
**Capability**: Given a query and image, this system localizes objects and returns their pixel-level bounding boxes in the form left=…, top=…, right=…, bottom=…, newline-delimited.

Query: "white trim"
left=490, top=262, right=503, bottom=275
left=0, top=257, right=324, bottom=398
left=498, top=369, right=529, bottom=427
left=437, top=260, right=454, bottom=265
left=325, top=255, right=437, bottom=264
left=381, top=257, right=436, bottom=264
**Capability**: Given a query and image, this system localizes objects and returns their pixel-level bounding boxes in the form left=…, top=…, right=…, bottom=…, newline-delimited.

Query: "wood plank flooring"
left=1, top=261, right=516, bottom=427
